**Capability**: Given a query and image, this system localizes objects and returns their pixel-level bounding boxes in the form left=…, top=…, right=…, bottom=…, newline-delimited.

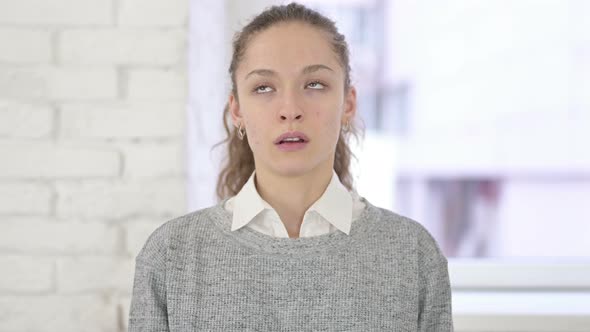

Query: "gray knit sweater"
left=129, top=197, right=454, bottom=331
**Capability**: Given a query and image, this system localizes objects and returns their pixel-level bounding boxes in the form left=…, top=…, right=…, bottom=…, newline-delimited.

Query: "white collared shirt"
left=224, top=170, right=366, bottom=238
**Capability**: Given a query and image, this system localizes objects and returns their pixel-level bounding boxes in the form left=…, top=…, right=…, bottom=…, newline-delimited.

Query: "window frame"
left=450, top=258, right=590, bottom=331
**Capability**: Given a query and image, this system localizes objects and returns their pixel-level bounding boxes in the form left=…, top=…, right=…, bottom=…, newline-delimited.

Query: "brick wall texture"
left=0, top=0, right=189, bottom=330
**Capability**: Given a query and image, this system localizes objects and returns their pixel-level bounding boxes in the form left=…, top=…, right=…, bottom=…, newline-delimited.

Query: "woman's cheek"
left=245, top=123, right=262, bottom=149
left=323, top=116, right=340, bottom=137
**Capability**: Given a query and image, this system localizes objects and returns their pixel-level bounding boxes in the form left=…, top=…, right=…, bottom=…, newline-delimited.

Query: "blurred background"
left=0, top=0, right=589, bottom=331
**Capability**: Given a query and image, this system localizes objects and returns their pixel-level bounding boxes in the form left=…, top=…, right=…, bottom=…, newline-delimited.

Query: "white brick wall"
left=0, top=142, right=120, bottom=178
left=56, top=257, right=135, bottom=293
left=0, top=256, right=54, bottom=293
left=0, top=183, right=52, bottom=215
left=59, top=103, right=185, bottom=138
left=127, top=68, right=187, bottom=100
left=0, top=295, right=119, bottom=332
left=0, top=219, right=120, bottom=254
left=59, top=29, right=185, bottom=65
left=118, top=0, right=188, bottom=26
left=55, top=179, right=185, bottom=219
left=0, top=0, right=189, bottom=330
left=0, top=101, right=53, bottom=138
left=0, top=0, right=113, bottom=25
left=0, top=66, right=118, bottom=100
left=117, top=142, right=185, bottom=178
left=0, top=29, right=52, bottom=64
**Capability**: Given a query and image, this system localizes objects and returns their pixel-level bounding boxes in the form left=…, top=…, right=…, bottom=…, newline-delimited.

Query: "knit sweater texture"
left=129, top=197, right=454, bottom=331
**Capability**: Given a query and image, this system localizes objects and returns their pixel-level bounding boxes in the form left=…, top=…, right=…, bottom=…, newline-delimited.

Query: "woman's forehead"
left=238, top=22, right=341, bottom=76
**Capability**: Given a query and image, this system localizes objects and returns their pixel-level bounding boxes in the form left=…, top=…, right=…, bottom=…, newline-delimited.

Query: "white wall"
left=0, top=0, right=189, bottom=330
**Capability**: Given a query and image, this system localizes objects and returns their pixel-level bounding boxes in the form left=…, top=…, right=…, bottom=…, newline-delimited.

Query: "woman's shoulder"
left=134, top=202, right=226, bottom=266
left=366, top=201, right=447, bottom=264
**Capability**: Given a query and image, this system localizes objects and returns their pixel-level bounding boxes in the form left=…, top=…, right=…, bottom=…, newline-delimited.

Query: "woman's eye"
left=254, top=85, right=274, bottom=94
left=306, top=81, right=326, bottom=90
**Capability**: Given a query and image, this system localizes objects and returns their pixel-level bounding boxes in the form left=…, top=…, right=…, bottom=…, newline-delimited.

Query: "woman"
left=129, top=3, right=453, bottom=331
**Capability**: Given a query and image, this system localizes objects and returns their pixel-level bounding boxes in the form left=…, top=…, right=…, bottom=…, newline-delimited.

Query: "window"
left=300, top=0, right=590, bottom=259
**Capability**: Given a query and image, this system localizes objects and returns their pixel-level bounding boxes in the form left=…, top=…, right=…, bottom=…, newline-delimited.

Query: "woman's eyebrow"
left=245, top=64, right=334, bottom=80
left=301, top=64, right=334, bottom=75
left=245, top=69, right=275, bottom=80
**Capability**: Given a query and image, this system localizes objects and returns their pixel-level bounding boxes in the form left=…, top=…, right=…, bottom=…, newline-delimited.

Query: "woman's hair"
left=214, top=2, right=364, bottom=200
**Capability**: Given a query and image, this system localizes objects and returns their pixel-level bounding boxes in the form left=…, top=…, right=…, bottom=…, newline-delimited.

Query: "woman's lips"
left=274, top=130, right=309, bottom=152
left=276, top=140, right=308, bottom=152
left=273, top=131, right=309, bottom=144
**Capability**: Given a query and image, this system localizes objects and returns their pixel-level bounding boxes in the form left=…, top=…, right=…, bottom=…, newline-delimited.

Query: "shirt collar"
left=230, top=171, right=268, bottom=232
left=230, top=169, right=354, bottom=235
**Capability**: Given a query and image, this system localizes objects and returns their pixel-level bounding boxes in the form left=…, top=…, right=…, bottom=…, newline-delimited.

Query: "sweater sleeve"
left=416, top=226, right=454, bottom=332
left=128, top=224, right=170, bottom=332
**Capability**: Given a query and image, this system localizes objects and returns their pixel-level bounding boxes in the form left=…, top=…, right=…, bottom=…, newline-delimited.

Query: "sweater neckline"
left=208, top=196, right=381, bottom=256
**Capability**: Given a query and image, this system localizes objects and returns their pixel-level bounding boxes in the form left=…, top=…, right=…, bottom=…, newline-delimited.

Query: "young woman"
left=129, top=3, right=453, bottom=331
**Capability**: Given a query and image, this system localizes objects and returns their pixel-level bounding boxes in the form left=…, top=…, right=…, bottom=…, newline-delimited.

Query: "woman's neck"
left=254, top=165, right=333, bottom=238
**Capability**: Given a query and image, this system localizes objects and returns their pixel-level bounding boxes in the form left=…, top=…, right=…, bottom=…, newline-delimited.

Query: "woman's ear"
left=228, top=94, right=242, bottom=127
left=343, top=86, right=357, bottom=122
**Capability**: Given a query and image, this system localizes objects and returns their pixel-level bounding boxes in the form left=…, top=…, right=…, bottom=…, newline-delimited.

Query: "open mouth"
left=277, top=137, right=306, bottom=144
left=274, top=131, right=309, bottom=151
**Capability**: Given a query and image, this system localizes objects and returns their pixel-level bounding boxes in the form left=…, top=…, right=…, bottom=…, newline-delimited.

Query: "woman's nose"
left=280, top=113, right=302, bottom=121
left=278, top=91, right=304, bottom=121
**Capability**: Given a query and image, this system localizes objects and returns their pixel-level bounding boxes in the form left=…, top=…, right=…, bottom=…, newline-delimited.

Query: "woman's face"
left=229, top=22, right=356, bottom=178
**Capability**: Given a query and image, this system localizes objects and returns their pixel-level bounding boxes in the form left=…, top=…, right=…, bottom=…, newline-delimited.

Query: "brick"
left=124, top=219, right=166, bottom=257
left=0, top=295, right=118, bottom=332
left=127, top=68, right=187, bottom=100
left=0, top=142, right=120, bottom=179
left=0, top=220, right=119, bottom=254
left=57, top=257, right=134, bottom=294
left=118, top=0, right=188, bottom=26
left=0, top=66, right=117, bottom=101
left=0, top=182, right=52, bottom=215
left=0, top=0, right=112, bottom=25
left=0, top=29, right=52, bottom=64
left=118, top=142, right=185, bottom=178
left=56, top=179, right=186, bottom=219
left=0, top=101, right=53, bottom=138
left=0, top=256, right=53, bottom=293
left=60, top=102, right=184, bottom=138
left=59, top=29, right=185, bottom=65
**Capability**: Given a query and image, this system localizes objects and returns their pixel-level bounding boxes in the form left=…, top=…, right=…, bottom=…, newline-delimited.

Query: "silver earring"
left=342, top=120, right=350, bottom=133
left=237, top=123, right=245, bottom=140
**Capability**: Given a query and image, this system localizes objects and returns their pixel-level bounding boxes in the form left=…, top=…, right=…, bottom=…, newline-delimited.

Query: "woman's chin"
left=271, top=163, right=316, bottom=177
left=271, top=160, right=334, bottom=178
left=276, top=167, right=311, bottom=177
